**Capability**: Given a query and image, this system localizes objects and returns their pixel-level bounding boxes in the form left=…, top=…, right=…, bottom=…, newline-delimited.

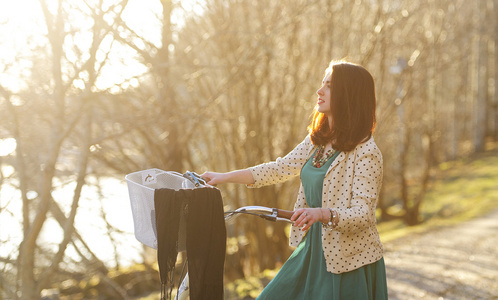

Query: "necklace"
left=312, top=145, right=336, bottom=168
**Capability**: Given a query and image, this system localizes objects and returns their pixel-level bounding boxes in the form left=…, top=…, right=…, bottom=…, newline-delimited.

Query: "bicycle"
left=125, top=169, right=294, bottom=300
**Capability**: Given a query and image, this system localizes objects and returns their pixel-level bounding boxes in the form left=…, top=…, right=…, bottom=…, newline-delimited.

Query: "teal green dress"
left=257, top=150, right=388, bottom=300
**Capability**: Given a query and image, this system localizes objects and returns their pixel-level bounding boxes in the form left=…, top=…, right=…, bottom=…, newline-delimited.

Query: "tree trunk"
left=474, top=0, right=488, bottom=152
left=493, top=0, right=498, bottom=141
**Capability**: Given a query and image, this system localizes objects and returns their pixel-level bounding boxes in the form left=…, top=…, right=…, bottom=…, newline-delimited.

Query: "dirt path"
left=383, top=209, right=498, bottom=300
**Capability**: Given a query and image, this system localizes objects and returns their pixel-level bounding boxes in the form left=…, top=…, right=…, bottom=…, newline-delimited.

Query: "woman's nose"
left=316, top=87, right=323, bottom=95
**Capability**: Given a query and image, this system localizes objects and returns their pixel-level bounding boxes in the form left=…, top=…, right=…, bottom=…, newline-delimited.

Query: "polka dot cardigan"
left=248, top=135, right=384, bottom=274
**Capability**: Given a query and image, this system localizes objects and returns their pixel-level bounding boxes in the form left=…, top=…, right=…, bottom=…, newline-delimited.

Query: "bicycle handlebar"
left=181, top=172, right=295, bottom=223
left=276, top=209, right=294, bottom=220
left=224, top=205, right=294, bottom=223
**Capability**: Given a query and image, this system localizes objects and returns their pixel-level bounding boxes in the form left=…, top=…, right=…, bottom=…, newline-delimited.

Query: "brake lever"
left=183, top=171, right=210, bottom=187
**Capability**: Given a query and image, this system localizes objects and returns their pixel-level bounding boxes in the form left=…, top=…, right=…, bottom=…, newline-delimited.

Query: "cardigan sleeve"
left=333, top=141, right=383, bottom=233
left=247, top=135, right=312, bottom=188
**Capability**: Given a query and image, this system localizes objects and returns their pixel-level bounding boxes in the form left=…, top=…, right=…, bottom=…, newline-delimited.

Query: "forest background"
left=0, top=0, right=497, bottom=298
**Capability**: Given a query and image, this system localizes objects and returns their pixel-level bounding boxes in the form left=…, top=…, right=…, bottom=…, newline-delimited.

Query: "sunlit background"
left=0, top=0, right=203, bottom=92
left=0, top=0, right=496, bottom=298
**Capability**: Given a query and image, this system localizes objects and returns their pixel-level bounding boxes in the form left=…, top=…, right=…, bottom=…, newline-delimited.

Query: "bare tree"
left=2, top=0, right=497, bottom=296
left=0, top=0, right=134, bottom=297
left=94, top=0, right=498, bottom=276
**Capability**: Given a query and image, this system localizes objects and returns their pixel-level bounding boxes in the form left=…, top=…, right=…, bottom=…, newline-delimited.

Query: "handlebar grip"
left=276, top=209, right=294, bottom=220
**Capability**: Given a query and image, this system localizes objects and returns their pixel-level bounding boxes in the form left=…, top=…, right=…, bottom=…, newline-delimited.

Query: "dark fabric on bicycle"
left=186, top=188, right=226, bottom=299
left=154, top=188, right=182, bottom=300
left=154, top=187, right=226, bottom=300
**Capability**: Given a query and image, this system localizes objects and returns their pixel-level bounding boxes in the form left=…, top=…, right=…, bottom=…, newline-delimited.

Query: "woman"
left=202, top=61, right=388, bottom=299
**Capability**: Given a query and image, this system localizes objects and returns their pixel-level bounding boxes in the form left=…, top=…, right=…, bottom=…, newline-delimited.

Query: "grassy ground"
left=377, top=148, right=498, bottom=243
left=224, top=147, right=498, bottom=299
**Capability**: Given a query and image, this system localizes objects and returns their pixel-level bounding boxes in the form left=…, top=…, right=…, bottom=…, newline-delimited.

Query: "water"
left=0, top=172, right=143, bottom=270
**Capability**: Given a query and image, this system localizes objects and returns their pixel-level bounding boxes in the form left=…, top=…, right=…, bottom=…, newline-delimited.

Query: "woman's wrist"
left=227, top=169, right=255, bottom=185
left=321, top=208, right=340, bottom=229
left=320, top=208, right=329, bottom=223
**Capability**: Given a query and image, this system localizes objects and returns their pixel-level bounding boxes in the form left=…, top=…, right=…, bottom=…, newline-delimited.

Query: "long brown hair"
left=308, top=61, right=377, bottom=151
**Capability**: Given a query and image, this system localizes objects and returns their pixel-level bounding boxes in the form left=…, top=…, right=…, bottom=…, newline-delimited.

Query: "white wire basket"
left=125, top=169, right=195, bottom=250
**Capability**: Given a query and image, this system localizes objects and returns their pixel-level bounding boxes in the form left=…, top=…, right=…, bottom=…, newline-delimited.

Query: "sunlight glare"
left=0, top=0, right=206, bottom=93
left=0, top=138, right=17, bottom=156
left=0, top=0, right=45, bottom=92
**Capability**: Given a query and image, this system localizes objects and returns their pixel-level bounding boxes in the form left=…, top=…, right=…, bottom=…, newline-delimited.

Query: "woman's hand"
left=291, top=208, right=329, bottom=232
left=200, top=172, right=227, bottom=186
